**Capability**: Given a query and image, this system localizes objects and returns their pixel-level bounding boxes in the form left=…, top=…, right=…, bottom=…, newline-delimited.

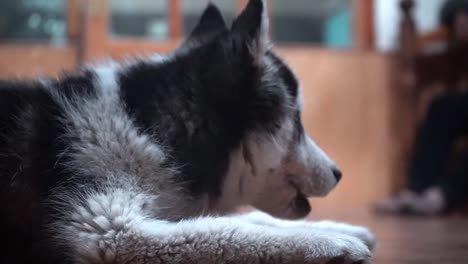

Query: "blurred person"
left=375, top=0, right=468, bottom=215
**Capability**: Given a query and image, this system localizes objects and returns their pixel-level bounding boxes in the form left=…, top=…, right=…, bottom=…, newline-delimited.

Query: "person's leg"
left=439, top=149, right=468, bottom=210
left=376, top=93, right=468, bottom=214
left=407, top=93, right=468, bottom=193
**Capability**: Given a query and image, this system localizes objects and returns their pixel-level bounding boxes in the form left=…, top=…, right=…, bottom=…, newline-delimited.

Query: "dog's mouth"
left=289, top=180, right=311, bottom=218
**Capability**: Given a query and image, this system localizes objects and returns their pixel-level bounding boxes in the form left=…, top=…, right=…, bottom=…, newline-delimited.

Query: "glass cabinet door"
left=0, top=0, right=80, bottom=78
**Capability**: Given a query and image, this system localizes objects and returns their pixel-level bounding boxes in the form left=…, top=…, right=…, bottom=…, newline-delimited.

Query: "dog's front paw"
left=303, top=231, right=373, bottom=264
left=343, top=225, right=376, bottom=251
left=310, top=221, right=377, bottom=251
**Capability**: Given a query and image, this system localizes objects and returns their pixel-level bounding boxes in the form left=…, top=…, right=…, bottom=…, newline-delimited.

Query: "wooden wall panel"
left=0, top=45, right=77, bottom=79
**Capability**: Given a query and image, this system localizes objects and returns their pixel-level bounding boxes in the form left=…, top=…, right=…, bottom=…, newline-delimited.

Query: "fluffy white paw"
left=303, top=231, right=373, bottom=264
left=309, top=221, right=377, bottom=251
left=343, top=225, right=376, bottom=251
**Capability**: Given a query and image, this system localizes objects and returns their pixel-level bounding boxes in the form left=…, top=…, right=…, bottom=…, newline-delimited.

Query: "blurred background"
left=0, top=0, right=465, bottom=209
left=1, top=0, right=468, bottom=262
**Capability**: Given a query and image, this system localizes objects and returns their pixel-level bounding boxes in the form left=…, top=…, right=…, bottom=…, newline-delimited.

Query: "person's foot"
left=374, top=188, right=447, bottom=216
left=374, top=190, right=419, bottom=214
left=405, top=187, right=447, bottom=215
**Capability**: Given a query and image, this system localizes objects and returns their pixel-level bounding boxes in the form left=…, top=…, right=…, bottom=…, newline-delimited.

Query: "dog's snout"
left=332, top=167, right=342, bottom=183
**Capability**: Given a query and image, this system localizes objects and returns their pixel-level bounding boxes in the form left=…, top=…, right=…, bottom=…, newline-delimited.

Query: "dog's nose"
left=332, top=167, right=342, bottom=183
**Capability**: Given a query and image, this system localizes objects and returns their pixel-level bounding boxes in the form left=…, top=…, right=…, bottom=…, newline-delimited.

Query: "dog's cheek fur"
left=223, top=118, right=295, bottom=215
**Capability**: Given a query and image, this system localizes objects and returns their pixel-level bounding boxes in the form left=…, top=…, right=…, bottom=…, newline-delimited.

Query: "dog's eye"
left=292, top=111, right=304, bottom=143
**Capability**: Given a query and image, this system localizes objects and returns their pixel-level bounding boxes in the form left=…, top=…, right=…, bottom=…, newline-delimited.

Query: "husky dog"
left=0, top=1, right=375, bottom=263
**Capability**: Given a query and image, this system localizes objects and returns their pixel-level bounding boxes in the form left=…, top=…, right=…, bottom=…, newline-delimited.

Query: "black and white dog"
left=0, top=1, right=375, bottom=263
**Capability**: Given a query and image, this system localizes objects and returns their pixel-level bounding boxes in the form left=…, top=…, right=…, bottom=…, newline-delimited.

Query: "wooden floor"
left=309, top=208, right=468, bottom=264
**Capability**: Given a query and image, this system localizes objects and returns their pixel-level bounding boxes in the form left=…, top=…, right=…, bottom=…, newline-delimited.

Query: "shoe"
left=373, top=190, right=418, bottom=215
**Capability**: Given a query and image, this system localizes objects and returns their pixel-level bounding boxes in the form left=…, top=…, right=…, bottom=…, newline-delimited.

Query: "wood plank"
left=82, top=0, right=109, bottom=62
left=67, top=0, right=80, bottom=41
left=353, top=0, right=375, bottom=50
left=169, top=0, right=182, bottom=39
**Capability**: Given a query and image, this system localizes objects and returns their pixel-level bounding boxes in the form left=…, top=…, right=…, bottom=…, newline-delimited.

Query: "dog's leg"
left=238, top=211, right=376, bottom=251
left=56, top=190, right=372, bottom=264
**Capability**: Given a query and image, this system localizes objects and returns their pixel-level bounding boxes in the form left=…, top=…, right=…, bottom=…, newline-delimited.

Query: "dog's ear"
left=186, top=3, right=227, bottom=42
left=231, top=0, right=269, bottom=59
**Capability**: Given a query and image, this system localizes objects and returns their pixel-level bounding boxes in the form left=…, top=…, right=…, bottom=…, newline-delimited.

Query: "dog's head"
left=175, top=0, right=341, bottom=219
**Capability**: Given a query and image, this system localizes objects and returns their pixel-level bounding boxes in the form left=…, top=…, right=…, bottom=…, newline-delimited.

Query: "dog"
left=0, top=0, right=375, bottom=263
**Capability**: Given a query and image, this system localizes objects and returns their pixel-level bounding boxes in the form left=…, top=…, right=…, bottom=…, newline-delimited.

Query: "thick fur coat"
left=0, top=1, right=375, bottom=263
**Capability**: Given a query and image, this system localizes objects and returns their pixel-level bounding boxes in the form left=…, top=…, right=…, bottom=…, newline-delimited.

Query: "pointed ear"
left=186, top=3, right=227, bottom=42
left=231, top=0, right=269, bottom=54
